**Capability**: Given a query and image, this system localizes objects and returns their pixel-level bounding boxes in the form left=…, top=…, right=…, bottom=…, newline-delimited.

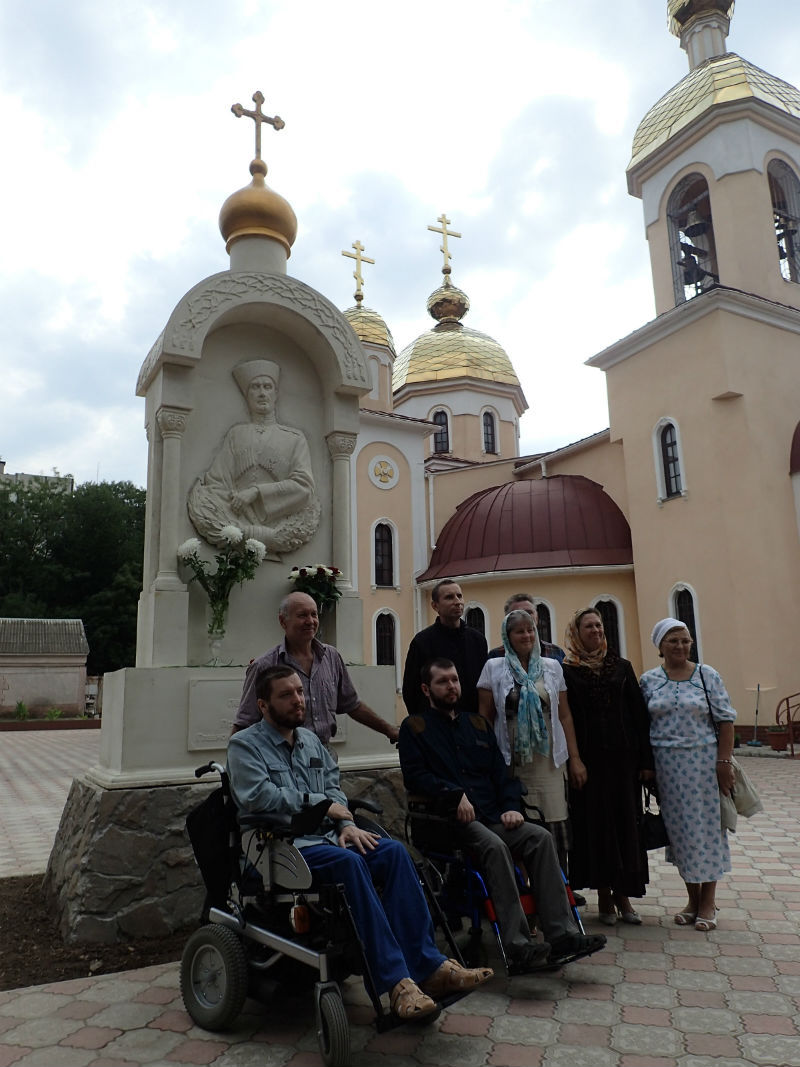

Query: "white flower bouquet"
left=178, top=528, right=266, bottom=636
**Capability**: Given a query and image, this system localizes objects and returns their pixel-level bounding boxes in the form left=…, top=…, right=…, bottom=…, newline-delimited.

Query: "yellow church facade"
left=345, top=1, right=800, bottom=731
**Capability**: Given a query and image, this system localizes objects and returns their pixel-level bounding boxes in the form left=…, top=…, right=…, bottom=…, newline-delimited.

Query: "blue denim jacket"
left=227, top=719, right=353, bottom=849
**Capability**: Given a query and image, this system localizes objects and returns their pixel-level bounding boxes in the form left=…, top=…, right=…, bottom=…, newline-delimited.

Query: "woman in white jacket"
left=477, top=610, right=585, bottom=871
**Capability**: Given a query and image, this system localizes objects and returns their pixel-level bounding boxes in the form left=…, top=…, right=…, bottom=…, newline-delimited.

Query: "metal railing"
left=775, top=692, right=800, bottom=758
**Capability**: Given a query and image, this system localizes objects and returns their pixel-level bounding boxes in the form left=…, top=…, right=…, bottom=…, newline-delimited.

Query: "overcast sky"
left=1, top=0, right=797, bottom=488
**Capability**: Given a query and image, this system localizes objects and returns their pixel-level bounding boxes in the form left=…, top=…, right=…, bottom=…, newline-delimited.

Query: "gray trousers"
left=457, top=820, right=578, bottom=951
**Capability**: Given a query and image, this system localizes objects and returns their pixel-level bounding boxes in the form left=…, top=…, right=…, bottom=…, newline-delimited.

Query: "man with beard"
left=398, top=658, right=606, bottom=973
left=227, top=664, right=493, bottom=1020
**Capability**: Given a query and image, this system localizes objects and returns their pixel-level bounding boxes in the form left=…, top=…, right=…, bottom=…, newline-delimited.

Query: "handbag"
left=640, top=784, right=670, bottom=850
left=698, top=666, right=764, bottom=820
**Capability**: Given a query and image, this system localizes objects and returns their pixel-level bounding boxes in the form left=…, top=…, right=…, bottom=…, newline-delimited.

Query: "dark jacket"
left=401, top=620, right=488, bottom=716
left=398, top=707, right=521, bottom=825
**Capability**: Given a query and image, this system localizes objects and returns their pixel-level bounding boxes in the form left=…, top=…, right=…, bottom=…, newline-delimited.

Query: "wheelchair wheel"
left=180, top=925, right=248, bottom=1031
left=316, top=986, right=350, bottom=1067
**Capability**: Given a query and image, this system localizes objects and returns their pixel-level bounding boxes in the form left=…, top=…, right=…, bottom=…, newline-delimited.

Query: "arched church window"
left=768, top=160, right=800, bottom=283
left=535, top=603, right=552, bottom=645
left=667, top=174, right=719, bottom=304
left=660, top=423, right=682, bottom=498
left=432, top=410, right=450, bottom=453
left=373, top=523, right=394, bottom=587
left=465, top=606, right=485, bottom=636
left=375, top=613, right=396, bottom=666
left=594, top=600, right=620, bottom=655
left=673, top=587, right=699, bottom=662
left=483, top=412, right=497, bottom=454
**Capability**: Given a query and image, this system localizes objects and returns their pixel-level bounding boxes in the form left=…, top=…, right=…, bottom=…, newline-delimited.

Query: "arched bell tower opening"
left=667, top=174, right=719, bottom=304
left=768, top=159, right=800, bottom=284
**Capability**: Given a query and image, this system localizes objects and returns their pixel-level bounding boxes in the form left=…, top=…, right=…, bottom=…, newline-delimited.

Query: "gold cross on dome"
left=231, top=91, right=285, bottom=161
left=342, top=240, right=375, bottom=305
left=428, top=213, right=461, bottom=275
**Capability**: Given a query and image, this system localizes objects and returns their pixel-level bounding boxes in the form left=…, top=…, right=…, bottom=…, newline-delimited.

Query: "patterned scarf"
left=502, top=613, right=549, bottom=762
left=563, top=610, right=608, bottom=672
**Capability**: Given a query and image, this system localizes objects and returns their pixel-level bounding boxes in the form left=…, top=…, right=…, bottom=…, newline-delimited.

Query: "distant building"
left=0, top=460, right=74, bottom=494
left=0, top=619, right=89, bottom=716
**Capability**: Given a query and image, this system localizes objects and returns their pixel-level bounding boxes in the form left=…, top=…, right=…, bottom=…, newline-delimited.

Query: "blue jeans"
left=302, top=837, right=445, bottom=994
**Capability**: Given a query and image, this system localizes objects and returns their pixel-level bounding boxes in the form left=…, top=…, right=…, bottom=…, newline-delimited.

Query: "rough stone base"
left=44, top=766, right=407, bottom=945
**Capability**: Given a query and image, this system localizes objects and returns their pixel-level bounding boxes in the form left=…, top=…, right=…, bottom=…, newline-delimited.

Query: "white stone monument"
left=46, top=93, right=398, bottom=941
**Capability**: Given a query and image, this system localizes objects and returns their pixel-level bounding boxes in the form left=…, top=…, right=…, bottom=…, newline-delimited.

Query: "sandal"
left=421, top=958, right=493, bottom=997
left=694, top=913, right=718, bottom=932
left=674, top=910, right=697, bottom=926
left=390, top=978, right=438, bottom=1020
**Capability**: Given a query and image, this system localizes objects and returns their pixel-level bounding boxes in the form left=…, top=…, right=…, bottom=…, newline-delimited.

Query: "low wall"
left=44, top=766, right=407, bottom=945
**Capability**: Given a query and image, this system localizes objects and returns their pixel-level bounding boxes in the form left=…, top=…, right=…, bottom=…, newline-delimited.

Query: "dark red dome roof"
left=419, top=475, right=632, bottom=581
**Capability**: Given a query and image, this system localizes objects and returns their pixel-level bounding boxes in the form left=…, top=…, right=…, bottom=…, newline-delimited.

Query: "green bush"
left=45, top=707, right=63, bottom=721
left=14, top=700, right=29, bottom=721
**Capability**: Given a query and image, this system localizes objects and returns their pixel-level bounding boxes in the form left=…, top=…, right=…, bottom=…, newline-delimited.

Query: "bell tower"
left=627, top=1, right=800, bottom=315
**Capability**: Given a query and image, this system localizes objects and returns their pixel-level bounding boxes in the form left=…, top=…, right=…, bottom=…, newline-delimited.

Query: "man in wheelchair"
left=227, top=664, right=493, bottom=1021
left=398, top=658, right=607, bottom=974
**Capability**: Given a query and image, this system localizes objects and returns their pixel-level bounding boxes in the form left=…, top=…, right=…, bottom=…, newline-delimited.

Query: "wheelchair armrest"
left=238, top=798, right=333, bottom=838
left=349, top=796, right=383, bottom=816
left=238, top=811, right=294, bottom=834
left=406, top=790, right=463, bottom=817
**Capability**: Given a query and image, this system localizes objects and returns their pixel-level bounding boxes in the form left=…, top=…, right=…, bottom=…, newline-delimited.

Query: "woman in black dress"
left=562, top=608, right=654, bottom=925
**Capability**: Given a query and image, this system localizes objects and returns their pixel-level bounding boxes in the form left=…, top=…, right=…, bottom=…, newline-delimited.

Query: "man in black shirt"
left=402, top=580, right=488, bottom=716
left=398, top=658, right=606, bottom=973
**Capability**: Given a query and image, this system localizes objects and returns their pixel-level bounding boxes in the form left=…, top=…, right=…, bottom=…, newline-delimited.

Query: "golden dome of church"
left=344, top=304, right=396, bottom=354
left=630, top=53, right=800, bottom=171
left=392, top=277, right=521, bottom=391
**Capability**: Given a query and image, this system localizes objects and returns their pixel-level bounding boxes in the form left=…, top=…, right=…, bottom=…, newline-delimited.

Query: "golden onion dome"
left=343, top=304, right=396, bottom=354
left=393, top=279, right=519, bottom=391
left=630, top=53, right=800, bottom=171
left=219, top=158, right=298, bottom=256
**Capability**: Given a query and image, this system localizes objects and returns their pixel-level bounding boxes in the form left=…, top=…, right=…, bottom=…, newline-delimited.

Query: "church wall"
left=604, top=309, right=800, bottom=722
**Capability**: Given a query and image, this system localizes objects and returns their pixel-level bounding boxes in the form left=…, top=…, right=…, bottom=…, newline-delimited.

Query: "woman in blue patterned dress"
left=639, top=618, right=736, bottom=932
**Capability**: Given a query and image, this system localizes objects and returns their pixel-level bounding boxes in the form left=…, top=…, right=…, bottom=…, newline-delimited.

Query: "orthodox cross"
left=428, top=213, right=461, bottom=275
left=342, top=240, right=375, bottom=305
left=231, top=91, right=285, bottom=161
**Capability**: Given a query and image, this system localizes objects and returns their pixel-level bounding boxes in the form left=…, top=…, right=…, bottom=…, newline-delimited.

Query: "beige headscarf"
left=563, top=607, right=608, bottom=671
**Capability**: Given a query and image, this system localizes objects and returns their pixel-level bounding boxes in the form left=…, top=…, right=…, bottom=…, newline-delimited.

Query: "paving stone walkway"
left=1, top=734, right=798, bottom=1066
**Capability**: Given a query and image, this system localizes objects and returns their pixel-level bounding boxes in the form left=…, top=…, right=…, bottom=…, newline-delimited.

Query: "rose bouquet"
left=287, top=564, right=342, bottom=614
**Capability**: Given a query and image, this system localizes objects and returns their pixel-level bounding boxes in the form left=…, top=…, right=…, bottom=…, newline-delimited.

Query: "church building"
left=343, top=0, right=800, bottom=729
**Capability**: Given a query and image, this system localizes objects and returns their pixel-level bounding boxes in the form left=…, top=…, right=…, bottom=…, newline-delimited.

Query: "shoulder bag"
left=640, top=783, right=670, bottom=850
left=699, top=666, right=763, bottom=821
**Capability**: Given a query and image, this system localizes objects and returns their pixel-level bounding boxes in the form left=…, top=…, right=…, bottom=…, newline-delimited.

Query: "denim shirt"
left=227, top=719, right=353, bottom=849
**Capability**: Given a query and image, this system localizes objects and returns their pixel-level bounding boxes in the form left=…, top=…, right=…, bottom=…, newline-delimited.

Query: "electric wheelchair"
left=181, top=763, right=470, bottom=1067
left=405, top=790, right=591, bottom=975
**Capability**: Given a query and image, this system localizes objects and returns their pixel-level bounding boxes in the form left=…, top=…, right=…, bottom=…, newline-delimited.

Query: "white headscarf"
left=651, top=617, right=686, bottom=650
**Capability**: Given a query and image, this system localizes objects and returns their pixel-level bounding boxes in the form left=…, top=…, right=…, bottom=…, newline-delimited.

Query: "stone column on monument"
left=326, top=430, right=363, bottom=660
left=155, top=406, right=190, bottom=589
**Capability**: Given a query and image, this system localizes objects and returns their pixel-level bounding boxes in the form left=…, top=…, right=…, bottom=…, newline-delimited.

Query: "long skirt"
left=653, top=742, right=730, bottom=884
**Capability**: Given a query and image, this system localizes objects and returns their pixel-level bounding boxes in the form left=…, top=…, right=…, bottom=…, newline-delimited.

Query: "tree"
left=0, top=479, right=146, bottom=674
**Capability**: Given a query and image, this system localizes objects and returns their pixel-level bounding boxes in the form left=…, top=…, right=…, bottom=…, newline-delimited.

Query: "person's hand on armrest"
left=327, top=801, right=354, bottom=822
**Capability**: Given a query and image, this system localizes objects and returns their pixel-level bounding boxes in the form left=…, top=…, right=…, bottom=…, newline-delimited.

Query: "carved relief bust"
left=188, top=359, right=320, bottom=559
